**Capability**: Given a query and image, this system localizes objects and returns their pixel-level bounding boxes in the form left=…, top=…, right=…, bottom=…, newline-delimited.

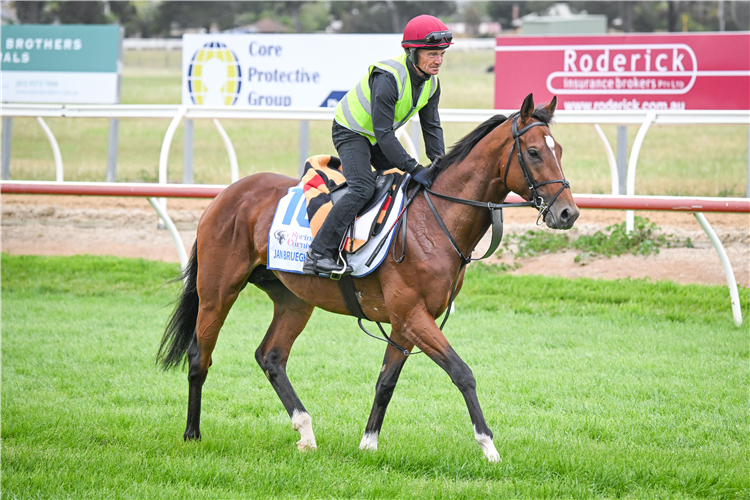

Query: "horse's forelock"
left=531, top=105, right=554, bottom=124
left=510, top=104, right=554, bottom=125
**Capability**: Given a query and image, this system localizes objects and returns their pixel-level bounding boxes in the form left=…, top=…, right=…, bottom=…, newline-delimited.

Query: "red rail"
left=2, top=181, right=749, bottom=213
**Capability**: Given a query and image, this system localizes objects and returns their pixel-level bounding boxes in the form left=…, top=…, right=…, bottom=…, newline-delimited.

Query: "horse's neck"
left=428, top=133, right=511, bottom=257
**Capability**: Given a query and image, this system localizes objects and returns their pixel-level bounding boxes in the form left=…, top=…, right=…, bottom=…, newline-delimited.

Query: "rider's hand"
left=411, top=165, right=436, bottom=188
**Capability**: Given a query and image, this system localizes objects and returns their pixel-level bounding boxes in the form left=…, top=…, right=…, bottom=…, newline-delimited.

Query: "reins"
left=358, top=114, right=571, bottom=356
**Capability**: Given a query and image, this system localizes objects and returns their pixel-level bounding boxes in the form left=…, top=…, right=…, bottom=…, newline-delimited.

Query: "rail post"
left=183, top=119, right=194, bottom=184
left=212, top=119, right=239, bottom=184
left=593, top=124, right=618, bottom=195
left=694, top=212, right=742, bottom=326
left=36, top=117, right=64, bottom=182
left=106, top=118, right=119, bottom=182
left=626, top=112, right=655, bottom=232
left=158, top=105, right=188, bottom=224
left=2, top=117, right=11, bottom=180
left=617, top=125, right=628, bottom=195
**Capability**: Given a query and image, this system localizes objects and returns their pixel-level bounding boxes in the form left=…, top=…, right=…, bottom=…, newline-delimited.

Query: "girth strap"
left=338, top=274, right=368, bottom=320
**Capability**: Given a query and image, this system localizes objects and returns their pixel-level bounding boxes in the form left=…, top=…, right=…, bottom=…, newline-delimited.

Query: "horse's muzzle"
left=544, top=202, right=579, bottom=230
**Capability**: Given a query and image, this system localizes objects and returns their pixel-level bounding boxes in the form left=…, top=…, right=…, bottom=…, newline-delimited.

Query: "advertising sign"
left=495, top=32, right=750, bottom=111
left=182, top=34, right=402, bottom=107
left=1, top=24, right=121, bottom=104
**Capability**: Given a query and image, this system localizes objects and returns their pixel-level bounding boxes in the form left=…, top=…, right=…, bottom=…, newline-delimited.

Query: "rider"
left=302, top=14, right=453, bottom=277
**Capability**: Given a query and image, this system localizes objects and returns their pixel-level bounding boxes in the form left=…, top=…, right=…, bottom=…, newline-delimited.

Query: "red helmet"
left=401, top=15, right=453, bottom=50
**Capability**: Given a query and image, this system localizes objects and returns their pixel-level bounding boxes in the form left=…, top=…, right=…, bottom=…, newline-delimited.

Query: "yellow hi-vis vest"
left=334, top=53, right=437, bottom=145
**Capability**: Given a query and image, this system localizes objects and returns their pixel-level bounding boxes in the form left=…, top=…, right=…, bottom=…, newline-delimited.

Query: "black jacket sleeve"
left=369, top=69, right=420, bottom=174
left=418, top=80, right=445, bottom=162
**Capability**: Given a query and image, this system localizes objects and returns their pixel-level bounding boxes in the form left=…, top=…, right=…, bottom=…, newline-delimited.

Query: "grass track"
left=2, top=254, right=749, bottom=499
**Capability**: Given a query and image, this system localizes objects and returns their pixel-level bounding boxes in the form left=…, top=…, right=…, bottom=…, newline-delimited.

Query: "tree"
left=150, top=2, right=264, bottom=36
left=329, top=1, right=456, bottom=34
left=53, top=1, right=108, bottom=24
left=14, top=1, right=55, bottom=24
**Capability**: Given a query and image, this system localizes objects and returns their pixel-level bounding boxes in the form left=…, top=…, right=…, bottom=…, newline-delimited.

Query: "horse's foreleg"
left=404, top=310, right=501, bottom=462
left=254, top=281, right=316, bottom=451
left=360, top=332, right=413, bottom=451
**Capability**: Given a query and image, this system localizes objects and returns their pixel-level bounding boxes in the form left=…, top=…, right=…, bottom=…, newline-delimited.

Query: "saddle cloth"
left=267, top=155, right=408, bottom=277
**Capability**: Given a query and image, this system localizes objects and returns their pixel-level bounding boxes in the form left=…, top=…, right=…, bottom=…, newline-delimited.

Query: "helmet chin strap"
left=408, top=48, right=429, bottom=77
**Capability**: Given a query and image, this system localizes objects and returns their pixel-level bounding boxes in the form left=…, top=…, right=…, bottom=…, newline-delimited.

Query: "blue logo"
left=320, top=91, right=347, bottom=108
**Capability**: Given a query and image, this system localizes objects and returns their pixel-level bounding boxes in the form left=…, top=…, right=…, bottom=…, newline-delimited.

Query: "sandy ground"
left=2, top=194, right=748, bottom=288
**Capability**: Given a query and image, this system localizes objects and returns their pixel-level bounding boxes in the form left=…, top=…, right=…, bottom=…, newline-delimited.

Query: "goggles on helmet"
left=424, top=30, right=453, bottom=45
left=403, top=30, right=453, bottom=47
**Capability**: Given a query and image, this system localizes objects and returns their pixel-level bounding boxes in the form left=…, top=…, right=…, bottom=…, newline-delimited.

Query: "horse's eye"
left=527, top=149, right=540, bottom=159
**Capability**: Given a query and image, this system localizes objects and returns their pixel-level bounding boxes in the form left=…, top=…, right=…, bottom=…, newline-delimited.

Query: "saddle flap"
left=360, top=173, right=395, bottom=215
left=329, top=182, right=349, bottom=206
left=329, top=173, right=394, bottom=219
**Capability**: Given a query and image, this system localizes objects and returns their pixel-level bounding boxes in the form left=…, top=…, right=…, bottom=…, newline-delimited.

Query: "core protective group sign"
left=1, top=24, right=121, bottom=104
left=494, top=32, right=750, bottom=111
left=182, top=34, right=401, bottom=107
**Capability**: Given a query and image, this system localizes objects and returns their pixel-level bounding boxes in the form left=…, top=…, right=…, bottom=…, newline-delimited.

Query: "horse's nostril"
left=559, top=208, right=570, bottom=223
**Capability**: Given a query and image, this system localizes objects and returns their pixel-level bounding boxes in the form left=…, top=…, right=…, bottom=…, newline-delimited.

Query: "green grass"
left=2, top=50, right=747, bottom=195
left=2, top=254, right=748, bottom=499
left=502, top=216, right=692, bottom=264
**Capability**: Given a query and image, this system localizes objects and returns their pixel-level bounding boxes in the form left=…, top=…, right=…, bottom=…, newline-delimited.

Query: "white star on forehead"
left=545, top=135, right=561, bottom=169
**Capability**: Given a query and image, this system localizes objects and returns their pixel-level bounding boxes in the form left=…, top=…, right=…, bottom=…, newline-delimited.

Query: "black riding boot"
left=302, top=249, right=353, bottom=277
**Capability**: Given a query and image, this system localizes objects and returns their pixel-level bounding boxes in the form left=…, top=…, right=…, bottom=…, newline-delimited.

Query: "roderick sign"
left=182, top=34, right=401, bottom=108
left=495, top=32, right=750, bottom=111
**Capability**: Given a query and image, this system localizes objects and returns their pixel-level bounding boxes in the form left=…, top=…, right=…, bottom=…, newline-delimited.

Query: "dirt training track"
left=2, top=194, right=748, bottom=289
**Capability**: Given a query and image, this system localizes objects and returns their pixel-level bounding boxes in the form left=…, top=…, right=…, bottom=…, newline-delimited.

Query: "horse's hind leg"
left=360, top=331, right=414, bottom=451
left=184, top=260, right=249, bottom=440
left=252, top=270, right=317, bottom=450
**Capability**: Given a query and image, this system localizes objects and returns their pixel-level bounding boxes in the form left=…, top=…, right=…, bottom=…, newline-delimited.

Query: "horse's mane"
left=433, top=106, right=554, bottom=172
left=433, top=114, right=507, bottom=172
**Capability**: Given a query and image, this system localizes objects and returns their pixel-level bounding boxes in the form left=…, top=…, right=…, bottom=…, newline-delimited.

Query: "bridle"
left=503, top=115, right=570, bottom=224
left=422, top=114, right=571, bottom=263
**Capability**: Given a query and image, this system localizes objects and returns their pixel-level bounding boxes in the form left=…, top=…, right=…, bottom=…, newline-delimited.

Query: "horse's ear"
left=520, top=93, right=535, bottom=121
left=546, top=95, right=557, bottom=116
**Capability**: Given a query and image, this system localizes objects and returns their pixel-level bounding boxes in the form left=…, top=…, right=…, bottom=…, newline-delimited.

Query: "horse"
left=157, top=93, right=580, bottom=462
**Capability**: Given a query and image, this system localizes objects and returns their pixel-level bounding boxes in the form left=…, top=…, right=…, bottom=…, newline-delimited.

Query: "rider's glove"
left=411, top=164, right=437, bottom=188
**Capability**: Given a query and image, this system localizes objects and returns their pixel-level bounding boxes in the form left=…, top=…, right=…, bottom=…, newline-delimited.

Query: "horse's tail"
left=157, top=243, right=200, bottom=371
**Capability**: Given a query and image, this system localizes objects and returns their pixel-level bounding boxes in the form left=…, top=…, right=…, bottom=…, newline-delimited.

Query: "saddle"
left=301, top=155, right=405, bottom=253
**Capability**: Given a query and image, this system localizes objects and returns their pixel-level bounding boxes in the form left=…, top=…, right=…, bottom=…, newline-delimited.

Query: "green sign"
left=1, top=24, right=119, bottom=73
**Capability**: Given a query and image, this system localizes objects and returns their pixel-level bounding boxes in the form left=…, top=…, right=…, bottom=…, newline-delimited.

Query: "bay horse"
left=157, top=93, right=579, bottom=462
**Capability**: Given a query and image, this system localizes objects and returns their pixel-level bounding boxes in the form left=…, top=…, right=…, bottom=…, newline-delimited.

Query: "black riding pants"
left=310, top=122, right=393, bottom=256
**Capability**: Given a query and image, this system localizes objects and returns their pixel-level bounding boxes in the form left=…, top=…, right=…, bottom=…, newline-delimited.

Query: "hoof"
left=291, top=411, right=317, bottom=452
left=359, top=432, right=378, bottom=451
left=296, top=439, right=318, bottom=451
left=184, top=428, right=201, bottom=441
left=475, top=430, right=501, bottom=462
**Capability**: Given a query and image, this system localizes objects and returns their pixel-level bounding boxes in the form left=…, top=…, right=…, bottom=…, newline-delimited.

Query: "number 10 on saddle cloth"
left=267, top=155, right=407, bottom=277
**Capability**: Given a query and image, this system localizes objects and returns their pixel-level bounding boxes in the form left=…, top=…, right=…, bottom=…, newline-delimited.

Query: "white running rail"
left=2, top=104, right=748, bottom=325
